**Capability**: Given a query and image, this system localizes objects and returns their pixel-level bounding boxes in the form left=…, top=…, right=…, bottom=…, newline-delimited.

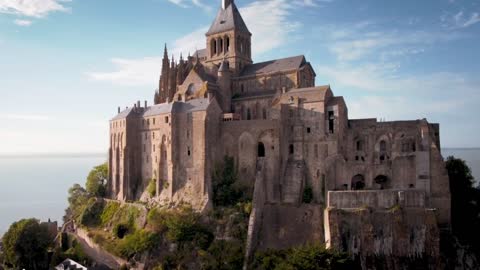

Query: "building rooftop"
left=240, top=55, right=306, bottom=77
left=206, top=1, right=251, bottom=36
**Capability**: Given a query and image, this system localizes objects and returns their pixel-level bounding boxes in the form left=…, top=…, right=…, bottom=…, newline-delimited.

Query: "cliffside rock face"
left=325, top=207, right=441, bottom=270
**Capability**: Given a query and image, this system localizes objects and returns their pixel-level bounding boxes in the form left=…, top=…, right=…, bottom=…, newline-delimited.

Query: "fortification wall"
left=324, top=207, right=441, bottom=269
left=256, top=203, right=324, bottom=251
left=327, top=190, right=426, bottom=209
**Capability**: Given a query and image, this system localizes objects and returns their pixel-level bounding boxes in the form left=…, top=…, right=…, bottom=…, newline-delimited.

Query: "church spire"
left=222, top=0, right=233, bottom=9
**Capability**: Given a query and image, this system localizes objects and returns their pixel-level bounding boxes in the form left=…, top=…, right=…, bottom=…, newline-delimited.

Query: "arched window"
left=380, top=140, right=387, bottom=152
left=374, top=175, right=390, bottom=190
left=226, top=36, right=230, bottom=52
left=351, top=175, right=365, bottom=190
left=212, top=39, right=217, bottom=55
left=258, top=142, right=265, bottom=157
left=356, top=140, right=364, bottom=151
left=289, top=144, right=294, bottom=155
left=219, top=38, right=223, bottom=55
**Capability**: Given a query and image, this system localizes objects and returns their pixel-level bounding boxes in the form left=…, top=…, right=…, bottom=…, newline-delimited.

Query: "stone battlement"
left=327, top=190, right=426, bottom=209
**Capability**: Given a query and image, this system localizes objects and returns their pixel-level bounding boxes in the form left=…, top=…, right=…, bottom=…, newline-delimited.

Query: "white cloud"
left=0, top=114, right=50, bottom=121
left=442, top=11, right=480, bottom=29
left=86, top=57, right=162, bottom=87
left=167, top=0, right=212, bottom=13
left=0, top=0, right=71, bottom=18
left=14, top=19, right=32, bottom=26
left=88, top=0, right=305, bottom=87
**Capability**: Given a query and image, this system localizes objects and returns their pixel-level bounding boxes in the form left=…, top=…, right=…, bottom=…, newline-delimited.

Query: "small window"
left=153, top=145, right=156, bottom=152
left=165, top=116, right=169, bottom=124
left=153, top=118, right=156, bottom=125
left=147, top=119, right=150, bottom=126
left=380, top=140, right=387, bottom=152
left=307, top=127, right=311, bottom=133
left=152, top=132, right=155, bottom=139
left=289, top=144, right=294, bottom=155
left=187, top=147, right=191, bottom=156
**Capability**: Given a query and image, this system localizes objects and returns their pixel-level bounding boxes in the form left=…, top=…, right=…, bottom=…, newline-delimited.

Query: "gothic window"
left=212, top=39, right=217, bottom=55
left=328, top=111, right=335, bottom=134
left=226, top=36, right=230, bottom=52
left=258, top=142, right=265, bottom=157
left=351, top=175, right=365, bottom=190
left=219, top=38, right=223, bottom=55
left=356, top=140, right=364, bottom=151
left=380, top=140, right=387, bottom=152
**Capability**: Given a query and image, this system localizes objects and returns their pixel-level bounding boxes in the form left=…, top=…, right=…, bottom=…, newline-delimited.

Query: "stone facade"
left=108, top=0, right=451, bottom=265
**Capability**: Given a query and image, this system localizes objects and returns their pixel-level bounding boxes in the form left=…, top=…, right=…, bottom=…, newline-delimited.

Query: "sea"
left=0, top=149, right=479, bottom=237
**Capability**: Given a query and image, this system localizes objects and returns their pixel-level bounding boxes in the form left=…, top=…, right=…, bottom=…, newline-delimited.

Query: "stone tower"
left=205, top=0, right=252, bottom=75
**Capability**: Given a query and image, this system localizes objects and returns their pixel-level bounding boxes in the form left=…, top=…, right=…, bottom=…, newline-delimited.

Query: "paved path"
left=73, top=228, right=128, bottom=269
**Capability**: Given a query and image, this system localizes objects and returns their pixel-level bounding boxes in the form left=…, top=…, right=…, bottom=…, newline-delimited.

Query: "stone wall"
left=324, top=207, right=441, bottom=270
left=327, top=190, right=426, bottom=209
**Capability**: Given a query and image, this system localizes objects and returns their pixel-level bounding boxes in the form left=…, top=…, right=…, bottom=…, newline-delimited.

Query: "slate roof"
left=112, top=99, right=211, bottom=120
left=111, top=107, right=134, bottom=120
left=206, top=1, right=251, bottom=36
left=240, top=55, right=306, bottom=77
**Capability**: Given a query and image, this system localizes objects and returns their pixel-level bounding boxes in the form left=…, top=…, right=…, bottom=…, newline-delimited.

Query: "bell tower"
left=205, top=0, right=252, bottom=75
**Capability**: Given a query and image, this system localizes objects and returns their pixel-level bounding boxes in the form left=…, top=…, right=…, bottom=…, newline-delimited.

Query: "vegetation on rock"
left=253, top=243, right=357, bottom=270
left=212, top=156, right=249, bottom=207
left=2, top=218, right=53, bottom=269
left=85, top=163, right=108, bottom=197
left=446, top=156, right=480, bottom=254
left=147, top=178, right=157, bottom=197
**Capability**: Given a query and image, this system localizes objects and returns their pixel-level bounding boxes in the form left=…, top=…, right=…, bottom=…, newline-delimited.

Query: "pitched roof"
left=240, top=55, right=306, bottom=77
left=206, top=1, right=251, bottom=36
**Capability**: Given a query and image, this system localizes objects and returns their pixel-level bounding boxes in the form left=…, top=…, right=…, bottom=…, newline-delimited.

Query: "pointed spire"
left=222, top=0, right=233, bottom=10
left=163, top=43, right=168, bottom=58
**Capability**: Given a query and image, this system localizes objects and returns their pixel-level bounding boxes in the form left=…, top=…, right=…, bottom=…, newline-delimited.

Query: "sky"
left=0, top=0, right=479, bottom=154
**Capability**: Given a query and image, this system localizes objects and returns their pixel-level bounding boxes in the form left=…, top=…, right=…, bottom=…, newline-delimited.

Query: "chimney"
left=145, top=100, right=148, bottom=108
left=118, top=107, right=120, bottom=114
left=137, top=100, right=141, bottom=108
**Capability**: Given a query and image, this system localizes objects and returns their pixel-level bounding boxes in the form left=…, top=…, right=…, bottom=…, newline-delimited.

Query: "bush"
left=66, top=184, right=89, bottom=221
left=147, top=178, right=157, bottom=197
left=115, top=230, right=158, bottom=259
left=253, top=243, right=357, bottom=270
left=2, top=219, right=53, bottom=269
left=200, top=240, right=245, bottom=270
left=100, top=201, right=120, bottom=226
left=86, top=163, right=108, bottom=197
left=212, top=156, right=245, bottom=207
left=79, top=198, right=104, bottom=227
left=302, top=185, right=313, bottom=204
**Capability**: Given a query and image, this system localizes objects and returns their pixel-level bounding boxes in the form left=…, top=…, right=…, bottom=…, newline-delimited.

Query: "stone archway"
left=351, top=174, right=365, bottom=190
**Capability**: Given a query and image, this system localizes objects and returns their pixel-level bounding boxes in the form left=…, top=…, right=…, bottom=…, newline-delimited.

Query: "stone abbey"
left=108, top=0, right=450, bottom=264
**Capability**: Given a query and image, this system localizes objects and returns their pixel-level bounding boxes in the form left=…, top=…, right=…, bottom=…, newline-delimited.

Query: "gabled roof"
left=206, top=1, right=251, bottom=36
left=240, top=55, right=306, bottom=77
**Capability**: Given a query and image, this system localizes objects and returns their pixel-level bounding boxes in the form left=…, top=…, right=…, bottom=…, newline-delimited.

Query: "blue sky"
left=0, top=0, right=479, bottom=154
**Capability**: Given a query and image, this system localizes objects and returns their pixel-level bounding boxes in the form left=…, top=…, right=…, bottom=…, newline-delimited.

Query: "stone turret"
left=217, top=59, right=232, bottom=112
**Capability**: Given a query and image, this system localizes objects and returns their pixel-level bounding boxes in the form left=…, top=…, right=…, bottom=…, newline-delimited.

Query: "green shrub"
left=115, top=230, right=158, bottom=259
left=79, top=198, right=104, bottom=227
left=253, top=243, right=357, bottom=270
left=86, top=163, right=108, bottom=197
left=147, top=178, right=157, bottom=197
left=212, top=156, right=246, bottom=207
left=100, top=201, right=120, bottom=226
left=164, top=208, right=214, bottom=248
left=302, top=185, right=313, bottom=204
left=200, top=240, right=245, bottom=270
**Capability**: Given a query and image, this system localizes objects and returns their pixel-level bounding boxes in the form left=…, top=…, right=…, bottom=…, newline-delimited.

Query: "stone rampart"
left=327, top=190, right=426, bottom=209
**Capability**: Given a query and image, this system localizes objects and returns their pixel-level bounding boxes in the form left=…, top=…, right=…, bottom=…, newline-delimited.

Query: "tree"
left=446, top=156, right=480, bottom=253
left=86, top=163, right=108, bottom=197
left=65, top=183, right=89, bottom=221
left=2, top=219, right=53, bottom=270
left=212, top=156, right=244, bottom=207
